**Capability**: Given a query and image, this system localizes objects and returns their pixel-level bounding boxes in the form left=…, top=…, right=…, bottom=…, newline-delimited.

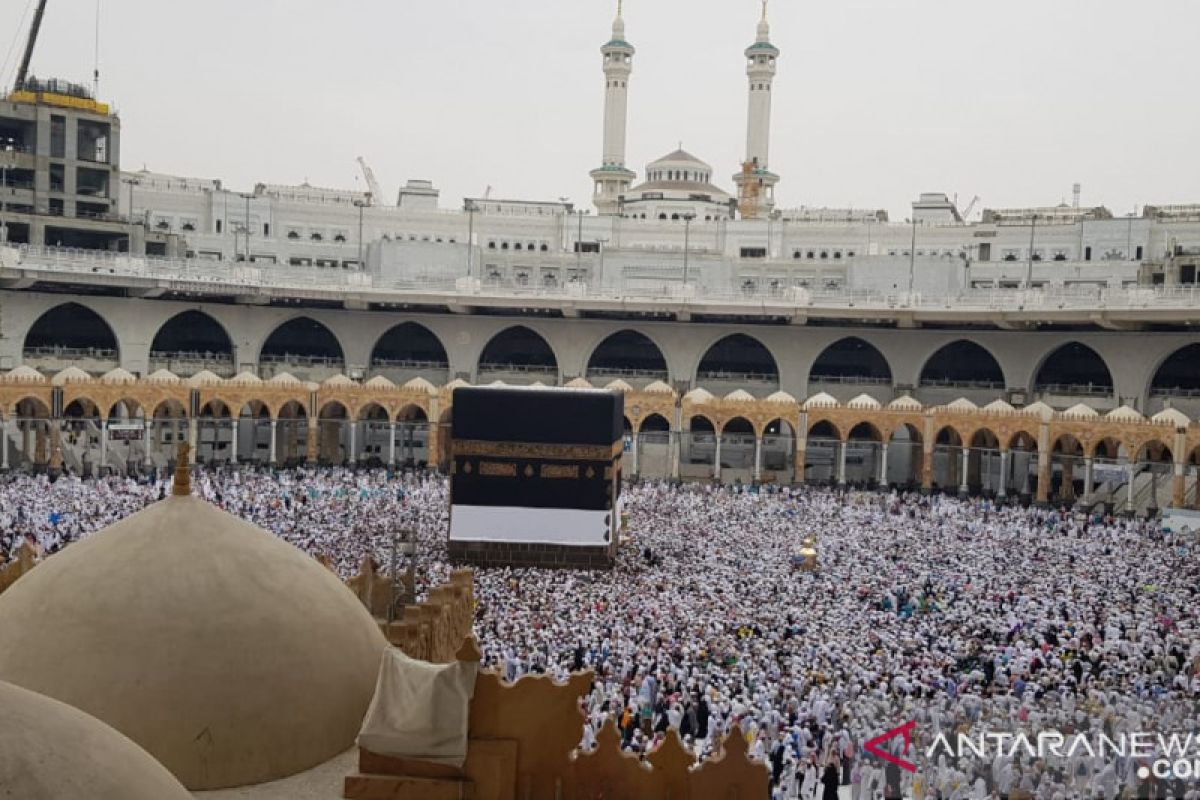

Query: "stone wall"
left=346, top=636, right=770, bottom=800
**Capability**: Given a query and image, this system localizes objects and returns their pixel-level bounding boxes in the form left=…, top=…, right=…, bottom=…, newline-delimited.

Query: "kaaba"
left=447, top=386, right=623, bottom=569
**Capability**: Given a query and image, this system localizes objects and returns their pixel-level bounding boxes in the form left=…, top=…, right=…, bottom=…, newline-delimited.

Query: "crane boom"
left=14, top=0, right=49, bottom=91
left=356, top=156, right=383, bottom=206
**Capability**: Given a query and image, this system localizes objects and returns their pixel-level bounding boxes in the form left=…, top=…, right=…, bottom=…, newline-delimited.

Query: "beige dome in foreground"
left=0, top=471, right=388, bottom=790
left=0, top=679, right=192, bottom=800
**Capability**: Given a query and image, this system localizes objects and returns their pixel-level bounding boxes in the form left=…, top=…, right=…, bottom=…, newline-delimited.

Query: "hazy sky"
left=3, top=0, right=1198, bottom=219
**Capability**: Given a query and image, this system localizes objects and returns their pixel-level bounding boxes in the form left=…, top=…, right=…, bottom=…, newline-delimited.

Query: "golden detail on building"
left=452, top=439, right=622, bottom=461
left=540, top=464, right=580, bottom=480
left=478, top=461, right=518, bottom=478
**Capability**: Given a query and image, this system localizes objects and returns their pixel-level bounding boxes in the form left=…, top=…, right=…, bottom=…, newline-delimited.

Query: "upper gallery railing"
left=3, top=244, right=1199, bottom=315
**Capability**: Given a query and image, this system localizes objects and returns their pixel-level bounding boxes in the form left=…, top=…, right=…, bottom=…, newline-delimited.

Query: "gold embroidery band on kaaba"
left=539, top=464, right=580, bottom=480
left=478, top=461, right=518, bottom=477
left=452, top=439, right=624, bottom=461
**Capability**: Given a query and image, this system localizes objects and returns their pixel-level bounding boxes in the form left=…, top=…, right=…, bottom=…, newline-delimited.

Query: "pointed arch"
left=587, top=330, right=669, bottom=379
left=260, top=317, right=345, bottom=365
left=695, top=334, right=779, bottom=384
left=23, top=303, right=119, bottom=359
left=1149, top=343, right=1200, bottom=397
left=810, top=337, right=892, bottom=384
left=151, top=311, right=234, bottom=366
left=478, top=326, right=558, bottom=373
left=919, top=340, right=1005, bottom=388
left=370, top=322, right=449, bottom=369
left=1032, top=342, right=1113, bottom=395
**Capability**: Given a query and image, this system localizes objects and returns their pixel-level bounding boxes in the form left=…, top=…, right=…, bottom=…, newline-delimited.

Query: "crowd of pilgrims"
left=2, top=466, right=1199, bottom=800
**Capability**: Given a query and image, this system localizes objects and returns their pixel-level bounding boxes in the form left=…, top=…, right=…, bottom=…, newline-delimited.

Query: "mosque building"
left=2, top=1, right=1200, bottom=512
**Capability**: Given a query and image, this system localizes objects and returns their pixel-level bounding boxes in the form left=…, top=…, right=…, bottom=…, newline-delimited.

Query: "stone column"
left=714, top=434, right=722, bottom=482
left=388, top=422, right=397, bottom=466
left=1, top=416, right=9, bottom=470
left=836, top=441, right=847, bottom=485
left=1060, top=458, right=1075, bottom=502
left=997, top=450, right=1009, bottom=498
left=753, top=436, right=762, bottom=482
left=921, top=446, right=933, bottom=491
left=188, top=418, right=198, bottom=464
left=99, top=419, right=109, bottom=474
left=1172, top=460, right=1186, bottom=508
left=1126, top=463, right=1136, bottom=513
left=1036, top=449, right=1051, bottom=504
left=878, top=442, right=889, bottom=487
left=959, top=447, right=970, bottom=496
left=632, top=431, right=640, bottom=477
left=670, top=405, right=682, bottom=481
left=306, top=423, right=318, bottom=464
left=1082, top=457, right=1094, bottom=504
left=794, top=445, right=806, bottom=485
left=269, top=419, right=278, bottom=466
left=143, top=418, right=153, bottom=467
left=229, top=418, right=238, bottom=464
left=348, top=420, right=357, bottom=465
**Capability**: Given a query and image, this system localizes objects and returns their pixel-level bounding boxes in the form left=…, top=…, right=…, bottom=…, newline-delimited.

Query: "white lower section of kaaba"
left=449, top=505, right=612, bottom=546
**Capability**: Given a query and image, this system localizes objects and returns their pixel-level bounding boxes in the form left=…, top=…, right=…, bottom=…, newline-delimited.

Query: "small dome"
left=187, top=369, right=223, bottom=387
left=266, top=371, right=302, bottom=386
left=1105, top=405, right=1144, bottom=423
left=0, top=491, right=387, bottom=790
left=1061, top=403, right=1099, bottom=419
left=227, top=370, right=263, bottom=385
left=643, top=380, right=675, bottom=395
left=802, top=392, right=839, bottom=409
left=51, top=366, right=92, bottom=385
left=944, top=398, right=978, bottom=412
left=724, top=389, right=755, bottom=402
left=99, top=367, right=138, bottom=385
left=1, top=365, right=47, bottom=383
left=444, top=378, right=471, bottom=391
left=605, top=379, right=634, bottom=393
left=1023, top=401, right=1056, bottom=421
left=684, top=387, right=715, bottom=403
left=765, top=390, right=797, bottom=404
left=144, top=369, right=180, bottom=385
left=402, top=376, right=437, bottom=393
left=982, top=399, right=1016, bottom=414
left=846, top=393, right=882, bottom=410
left=365, top=375, right=397, bottom=389
left=887, top=395, right=922, bottom=412
left=0, top=680, right=191, bottom=800
left=566, top=377, right=593, bottom=389
left=1152, top=407, right=1190, bottom=427
left=323, top=374, right=357, bottom=387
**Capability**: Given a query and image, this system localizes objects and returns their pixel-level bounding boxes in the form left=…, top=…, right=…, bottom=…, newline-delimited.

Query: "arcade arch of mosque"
left=4, top=293, right=1199, bottom=415
left=2, top=363, right=1199, bottom=513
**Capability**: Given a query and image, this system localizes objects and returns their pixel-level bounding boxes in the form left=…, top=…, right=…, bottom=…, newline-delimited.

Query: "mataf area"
left=1, top=463, right=1197, bottom=798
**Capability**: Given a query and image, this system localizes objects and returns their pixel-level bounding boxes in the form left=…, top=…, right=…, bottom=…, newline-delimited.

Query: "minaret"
left=734, top=0, right=780, bottom=219
left=590, top=0, right=636, bottom=216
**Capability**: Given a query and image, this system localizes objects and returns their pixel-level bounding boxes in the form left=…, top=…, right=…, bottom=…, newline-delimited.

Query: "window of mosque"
left=806, top=251, right=815, bottom=259
left=311, top=233, right=323, bottom=242
left=514, top=243, right=522, bottom=250
left=501, top=242, right=509, bottom=250
left=848, top=251, right=856, bottom=258
left=820, top=251, right=828, bottom=259
left=658, top=214, right=667, bottom=220
left=834, top=251, right=842, bottom=259
left=540, top=244, right=549, bottom=252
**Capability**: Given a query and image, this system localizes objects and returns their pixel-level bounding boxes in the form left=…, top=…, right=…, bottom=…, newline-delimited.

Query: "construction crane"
left=960, top=195, right=981, bottom=221
left=356, top=156, right=383, bottom=206
left=14, top=0, right=49, bottom=91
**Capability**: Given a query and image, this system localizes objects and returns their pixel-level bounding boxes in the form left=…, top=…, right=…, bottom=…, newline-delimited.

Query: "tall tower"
left=734, top=1, right=780, bottom=219
left=590, top=1, right=636, bottom=216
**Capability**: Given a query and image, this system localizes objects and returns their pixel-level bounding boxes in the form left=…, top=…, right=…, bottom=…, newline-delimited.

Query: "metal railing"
left=7, top=243, right=1200, bottom=314
left=23, top=345, right=118, bottom=360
